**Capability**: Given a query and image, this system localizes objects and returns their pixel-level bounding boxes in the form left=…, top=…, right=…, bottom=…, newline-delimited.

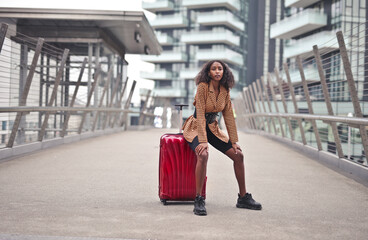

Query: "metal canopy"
left=0, top=7, right=162, bottom=57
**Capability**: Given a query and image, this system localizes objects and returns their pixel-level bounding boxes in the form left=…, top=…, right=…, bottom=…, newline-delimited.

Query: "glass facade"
left=142, top=0, right=249, bottom=113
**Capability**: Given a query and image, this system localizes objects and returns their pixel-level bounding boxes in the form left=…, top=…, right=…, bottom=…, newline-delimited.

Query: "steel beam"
left=61, top=57, right=87, bottom=137
left=267, top=73, right=285, bottom=137
left=336, top=31, right=368, bottom=163
left=38, top=48, right=70, bottom=141
left=274, top=68, right=295, bottom=140
left=296, top=56, right=323, bottom=151
left=7, top=38, right=44, bottom=148
left=313, top=45, right=344, bottom=158
left=78, top=65, right=101, bottom=134
left=283, top=63, right=307, bottom=145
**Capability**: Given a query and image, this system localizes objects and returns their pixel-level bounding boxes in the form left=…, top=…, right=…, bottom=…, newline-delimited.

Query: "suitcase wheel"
left=161, top=199, right=168, bottom=205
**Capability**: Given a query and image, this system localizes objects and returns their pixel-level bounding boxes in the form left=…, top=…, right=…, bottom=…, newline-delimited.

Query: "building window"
left=2, top=121, right=6, bottom=130
left=157, top=81, right=172, bottom=88
left=331, top=0, right=342, bottom=29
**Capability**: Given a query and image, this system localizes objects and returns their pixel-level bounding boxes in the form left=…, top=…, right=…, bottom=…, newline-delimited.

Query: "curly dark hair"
left=195, top=60, right=235, bottom=91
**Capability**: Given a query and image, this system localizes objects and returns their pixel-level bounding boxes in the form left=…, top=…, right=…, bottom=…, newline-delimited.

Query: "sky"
left=0, top=0, right=156, bottom=105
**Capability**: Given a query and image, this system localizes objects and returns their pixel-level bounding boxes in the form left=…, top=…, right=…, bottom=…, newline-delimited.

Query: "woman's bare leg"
left=195, top=151, right=208, bottom=195
left=225, top=148, right=246, bottom=196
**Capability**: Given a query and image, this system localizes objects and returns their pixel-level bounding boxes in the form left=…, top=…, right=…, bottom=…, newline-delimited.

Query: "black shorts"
left=187, top=125, right=233, bottom=154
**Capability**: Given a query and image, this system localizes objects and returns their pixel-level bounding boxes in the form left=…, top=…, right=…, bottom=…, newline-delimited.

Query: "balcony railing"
left=155, top=33, right=174, bottom=45
left=283, top=64, right=320, bottom=84
left=153, top=88, right=187, bottom=98
left=270, top=9, right=327, bottom=39
left=140, top=70, right=173, bottom=80
left=179, top=68, right=200, bottom=79
left=197, top=11, right=244, bottom=31
left=285, top=0, right=321, bottom=8
left=142, top=0, right=175, bottom=13
left=284, top=31, right=339, bottom=58
left=196, top=48, right=243, bottom=66
left=150, top=14, right=188, bottom=29
left=182, top=0, right=240, bottom=12
left=181, top=30, right=240, bottom=46
left=141, top=51, right=188, bottom=63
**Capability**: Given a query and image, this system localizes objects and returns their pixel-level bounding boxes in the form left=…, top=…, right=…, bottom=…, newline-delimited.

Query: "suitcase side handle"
left=174, top=104, right=189, bottom=133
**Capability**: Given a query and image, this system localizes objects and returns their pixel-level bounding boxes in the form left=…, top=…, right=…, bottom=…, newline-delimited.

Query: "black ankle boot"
left=236, top=193, right=262, bottom=210
left=193, top=195, right=207, bottom=216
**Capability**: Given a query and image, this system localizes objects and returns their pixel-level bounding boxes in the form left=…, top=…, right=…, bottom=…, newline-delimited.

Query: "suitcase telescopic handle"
left=175, top=104, right=188, bottom=133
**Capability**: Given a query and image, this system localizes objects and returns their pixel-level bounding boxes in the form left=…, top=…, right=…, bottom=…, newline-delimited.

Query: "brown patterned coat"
left=182, top=81, right=238, bottom=144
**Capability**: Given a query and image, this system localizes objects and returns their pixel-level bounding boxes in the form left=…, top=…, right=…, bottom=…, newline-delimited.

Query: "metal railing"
left=235, top=25, right=368, bottom=167
left=0, top=23, right=159, bottom=153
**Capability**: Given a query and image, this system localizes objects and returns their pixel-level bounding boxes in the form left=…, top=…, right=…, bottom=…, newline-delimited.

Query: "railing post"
left=283, top=63, right=307, bottom=145
left=241, top=88, right=255, bottom=129
left=111, top=78, right=129, bottom=128
left=78, top=65, right=101, bottom=134
left=267, top=73, right=285, bottom=138
left=120, top=80, right=137, bottom=129
left=256, top=79, right=272, bottom=133
left=296, top=56, right=323, bottom=151
left=260, top=76, right=278, bottom=134
left=91, top=64, right=114, bottom=131
left=0, top=23, right=8, bottom=52
left=249, top=83, right=265, bottom=130
left=38, top=48, right=69, bottom=141
left=274, top=68, right=295, bottom=140
left=313, top=45, right=344, bottom=158
left=252, top=81, right=267, bottom=131
left=103, top=72, right=122, bottom=129
left=139, top=89, right=152, bottom=126
left=245, top=87, right=258, bottom=130
left=60, top=57, right=87, bottom=137
left=7, top=38, right=44, bottom=148
left=336, top=31, right=368, bottom=163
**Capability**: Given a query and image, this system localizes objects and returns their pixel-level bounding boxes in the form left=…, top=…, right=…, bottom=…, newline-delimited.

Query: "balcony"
left=179, top=68, right=200, bottom=79
left=143, top=0, right=175, bottom=13
left=285, top=0, right=321, bottom=8
left=181, top=30, right=240, bottom=46
left=140, top=70, right=173, bottom=80
left=153, top=88, right=187, bottom=98
left=196, top=48, right=243, bottom=66
left=270, top=9, right=327, bottom=39
left=284, top=31, right=339, bottom=58
left=197, top=11, right=244, bottom=31
left=150, top=14, right=188, bottom=29
left=155, top=33, right=174, bottom=45
left=283, top=64, right=320, bottom=84
left=182, top=0, right=240, bottom=12
left=179, top=68, right=239, bottom=81
left=141, top=51, right=188, bottom=63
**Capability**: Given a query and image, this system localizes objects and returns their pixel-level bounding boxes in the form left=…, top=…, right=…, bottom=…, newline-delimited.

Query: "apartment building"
left=142, top=0, right=249, bottom=115
left=270, top=0, right=367, bottom=100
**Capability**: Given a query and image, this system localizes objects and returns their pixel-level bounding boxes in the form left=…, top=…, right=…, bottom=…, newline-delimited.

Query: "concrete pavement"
left=0, top=128, right=367, bottom=240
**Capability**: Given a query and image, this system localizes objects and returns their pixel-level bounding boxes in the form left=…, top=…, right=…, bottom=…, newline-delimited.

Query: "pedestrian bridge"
left=1, top=11, right=368, bottom=240
left=0, top=128, right=367, bottom=240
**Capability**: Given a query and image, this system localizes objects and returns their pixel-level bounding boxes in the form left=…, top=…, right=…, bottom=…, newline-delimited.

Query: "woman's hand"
left=232, top=143, right=242, bottom=155
left=195, top=143, right=208, bottom=156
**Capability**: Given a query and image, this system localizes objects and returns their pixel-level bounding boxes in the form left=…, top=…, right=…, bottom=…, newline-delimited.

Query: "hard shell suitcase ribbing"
left=159, top=104, right=207, bottom=205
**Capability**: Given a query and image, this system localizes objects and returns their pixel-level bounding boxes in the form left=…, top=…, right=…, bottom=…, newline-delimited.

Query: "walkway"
left=0, top=129, right=367, bottom=240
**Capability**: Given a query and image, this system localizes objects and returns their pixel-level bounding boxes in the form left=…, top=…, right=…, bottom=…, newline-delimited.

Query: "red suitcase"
left=158, top=105, right=206, bottom=205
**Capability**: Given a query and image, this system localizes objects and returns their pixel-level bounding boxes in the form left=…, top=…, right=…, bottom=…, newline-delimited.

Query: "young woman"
left=182, top=60, right=262, bottom=216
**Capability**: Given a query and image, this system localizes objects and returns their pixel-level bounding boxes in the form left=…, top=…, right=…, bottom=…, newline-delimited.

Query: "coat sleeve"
left=195, top=83, right=208, bottom=143
left=222, top=92, right=238, bottom=144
